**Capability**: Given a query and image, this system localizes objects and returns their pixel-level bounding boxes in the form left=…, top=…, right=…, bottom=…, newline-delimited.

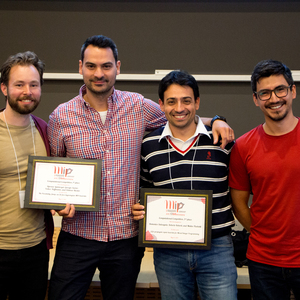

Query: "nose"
left=269, top=90, right=280, bottom=102
left=175, top=100, right=184, bottom=112
left=23, top=85, right=32, bottom=95
left=94, top=67, right=104, bottom=78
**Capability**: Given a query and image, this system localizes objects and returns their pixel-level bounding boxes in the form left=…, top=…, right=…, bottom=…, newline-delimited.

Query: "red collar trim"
left=167, top=135, right=199, bottom=155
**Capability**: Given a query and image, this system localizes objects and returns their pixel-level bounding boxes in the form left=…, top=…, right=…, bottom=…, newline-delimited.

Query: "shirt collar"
left=159, top=115, right=211, bottom=142
left=79, top=85, right=116, bottom=106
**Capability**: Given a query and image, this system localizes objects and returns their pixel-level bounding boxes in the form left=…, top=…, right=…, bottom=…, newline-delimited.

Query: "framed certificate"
left=139, top=188, right=212, bottom=249
left=24, top=156, right=102, bottom=211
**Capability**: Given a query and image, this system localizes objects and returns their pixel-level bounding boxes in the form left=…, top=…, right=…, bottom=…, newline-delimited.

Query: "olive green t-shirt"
left=0, top=117, right=46, bottom=249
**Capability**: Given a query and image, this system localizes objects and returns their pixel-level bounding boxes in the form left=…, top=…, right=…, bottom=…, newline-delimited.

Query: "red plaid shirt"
left=48, top=85, right=166, bottom=241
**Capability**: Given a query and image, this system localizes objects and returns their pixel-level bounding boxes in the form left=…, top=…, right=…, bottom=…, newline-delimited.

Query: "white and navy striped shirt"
left=140, top=119, right=235, bottom=239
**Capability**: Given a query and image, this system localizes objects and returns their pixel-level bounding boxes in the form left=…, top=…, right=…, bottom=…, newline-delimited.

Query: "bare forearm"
left=200, top=117, right=234, bottom=149
left=233, top=206, right=251, bottom=232
left=230, top=188, right=251, bottom=232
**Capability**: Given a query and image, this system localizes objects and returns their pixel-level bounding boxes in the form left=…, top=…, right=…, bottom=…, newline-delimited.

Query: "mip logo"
left=165, top=200, right=185, bottom=213
left=54, top=166, right=73, bottom=177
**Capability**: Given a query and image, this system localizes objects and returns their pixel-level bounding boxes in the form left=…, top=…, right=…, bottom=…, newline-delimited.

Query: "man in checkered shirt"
left=47, top=35, right=234, bottom=300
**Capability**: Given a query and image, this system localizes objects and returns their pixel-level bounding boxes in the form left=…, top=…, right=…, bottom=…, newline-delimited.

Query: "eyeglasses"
left=255, top=85, right=292, bottom=101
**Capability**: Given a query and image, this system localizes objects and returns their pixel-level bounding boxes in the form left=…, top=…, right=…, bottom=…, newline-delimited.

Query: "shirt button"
left=107, top=171, right=110, bottom=175
left=107, top=192, right=110, bottom=196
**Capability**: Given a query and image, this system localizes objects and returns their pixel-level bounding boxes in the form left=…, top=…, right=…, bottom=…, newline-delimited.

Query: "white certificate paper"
left=24, top=156, right=101, bottom=211
left=32, top=162, right=94, bottom=205
left=139, top=188, right=212, bottom=249
left=145, top=195, right=206, bottom=243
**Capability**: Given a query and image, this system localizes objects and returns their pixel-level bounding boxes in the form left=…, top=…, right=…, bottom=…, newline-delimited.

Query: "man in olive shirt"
left=0, top=51, right=53, bottom=300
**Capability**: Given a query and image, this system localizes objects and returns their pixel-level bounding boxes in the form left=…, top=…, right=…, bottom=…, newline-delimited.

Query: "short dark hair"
left=0, top=51, right=45, bottom=86
left=81, top=35, right=118, bottom=63
left=251, top=59, right=294, bottom=94
left=159, top=70, right=199, bottom=102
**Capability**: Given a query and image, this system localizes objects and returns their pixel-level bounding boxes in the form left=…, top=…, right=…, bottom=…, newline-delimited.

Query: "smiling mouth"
left=268, top=103, right=284, bottom=110
left=93, top=82, right=106, bottom=86
left=18, top=98, right=35, bottom=103
left=173, top=114, right=188, bottom=119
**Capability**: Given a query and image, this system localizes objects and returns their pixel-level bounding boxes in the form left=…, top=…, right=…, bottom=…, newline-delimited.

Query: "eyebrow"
left=13, top=80, right=40, bottom=84
left=258, top=85, right=288, bottom=92
left=166, top=96, right=193, bottom=100
left=85, top=61, right=114, bottom=66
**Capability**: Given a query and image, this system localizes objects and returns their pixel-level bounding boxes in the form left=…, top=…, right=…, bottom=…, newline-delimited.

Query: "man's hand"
left=51, top=203, right=75, bottom=218
left=132, top=203, right=145, bottom=221
left=212, top=120, right=235, bottom=149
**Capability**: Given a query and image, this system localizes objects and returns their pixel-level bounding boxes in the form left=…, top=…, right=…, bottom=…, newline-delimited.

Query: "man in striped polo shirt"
left=133, top=70, right=237, bottom=300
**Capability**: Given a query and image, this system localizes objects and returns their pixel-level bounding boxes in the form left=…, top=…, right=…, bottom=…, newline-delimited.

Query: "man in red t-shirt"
left=229, top=59, right=300, bottom=300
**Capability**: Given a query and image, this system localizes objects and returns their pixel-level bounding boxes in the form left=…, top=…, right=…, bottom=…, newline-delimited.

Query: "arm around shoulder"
left=201, top=117, right=235, bottom=149
left=47, top=110, right=66, bottom=157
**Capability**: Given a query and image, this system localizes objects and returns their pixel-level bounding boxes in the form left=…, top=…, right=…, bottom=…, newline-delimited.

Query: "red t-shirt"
left=229, top=121, right=300, bottom=267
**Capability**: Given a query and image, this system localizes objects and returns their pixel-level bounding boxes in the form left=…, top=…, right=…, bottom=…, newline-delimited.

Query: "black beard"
left=269, top=111, right=288, bottom=122
left=267, top=101, right=288, bottom=122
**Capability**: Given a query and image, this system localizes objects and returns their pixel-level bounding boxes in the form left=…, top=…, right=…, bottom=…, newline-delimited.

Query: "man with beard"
left=0, top=51, right=54, bottom=300
left=229, top=59, right=300, bottom=300
left=47, top=35, right=234, bottom=300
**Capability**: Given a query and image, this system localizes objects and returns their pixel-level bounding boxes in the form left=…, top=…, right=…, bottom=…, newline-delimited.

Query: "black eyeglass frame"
left=254, top=85, right=292, bottom=101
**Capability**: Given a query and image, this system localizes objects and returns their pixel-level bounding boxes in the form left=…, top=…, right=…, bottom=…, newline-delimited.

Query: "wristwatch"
left=210, top=115, right=227, bottom=128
